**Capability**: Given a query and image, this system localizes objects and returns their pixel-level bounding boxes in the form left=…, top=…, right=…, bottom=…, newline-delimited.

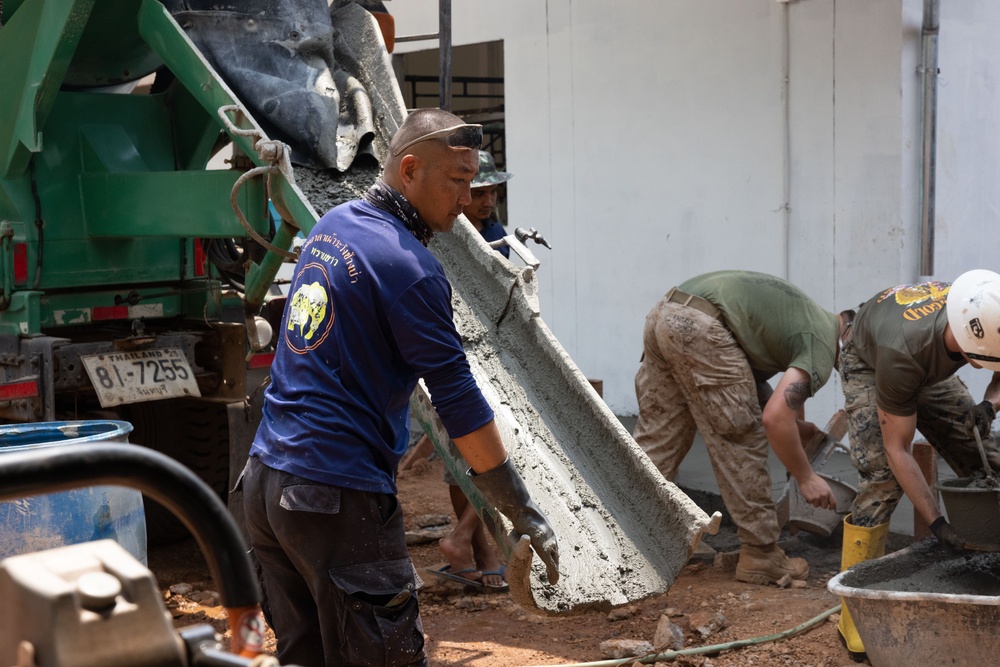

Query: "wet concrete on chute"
left=294, top=165, right=715, bottom=615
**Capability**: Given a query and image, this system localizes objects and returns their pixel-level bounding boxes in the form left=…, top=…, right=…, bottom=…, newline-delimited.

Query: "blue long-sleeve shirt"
left=251, top=200, right=494, bottom=494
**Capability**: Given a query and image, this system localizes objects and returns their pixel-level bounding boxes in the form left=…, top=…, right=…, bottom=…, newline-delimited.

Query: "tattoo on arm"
left=783, top=381, right=809, bottom=411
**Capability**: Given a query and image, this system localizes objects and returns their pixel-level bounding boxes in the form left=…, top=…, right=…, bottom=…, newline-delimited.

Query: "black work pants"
left=241, top=456, right=427, bottom=667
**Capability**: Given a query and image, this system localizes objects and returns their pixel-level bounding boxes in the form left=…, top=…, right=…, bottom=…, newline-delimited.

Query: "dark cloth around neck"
left=363, top=180, right=433, bottom=246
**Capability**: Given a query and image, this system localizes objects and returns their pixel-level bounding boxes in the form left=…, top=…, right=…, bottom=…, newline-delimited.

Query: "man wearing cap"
left=414, top=152, right=516, bottom=592
left=834, top=269, right=1000, bottom=660
left=463, top=150, right=513, bottom=258
left=633, top=270, right=842, bottom=587
left=241, top=108, right=559, bottom=667
left=424, top=150, right=513, bottom=592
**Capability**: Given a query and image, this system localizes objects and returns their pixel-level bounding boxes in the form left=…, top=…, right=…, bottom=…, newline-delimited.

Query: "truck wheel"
left=119, top=398, right=230, bottom=545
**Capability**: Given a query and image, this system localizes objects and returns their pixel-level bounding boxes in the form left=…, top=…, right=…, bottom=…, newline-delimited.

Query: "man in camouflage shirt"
left=462, top=150, right=512, bottom=258
left=835, top=269, right=1000, bottom=660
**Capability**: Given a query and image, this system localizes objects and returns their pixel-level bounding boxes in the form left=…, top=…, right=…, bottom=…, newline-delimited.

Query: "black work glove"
left=470, top=458, right=559, bottom=584
left=965, top=400, right=997, bottom=439
left=930, top=516, right=968, bottom=553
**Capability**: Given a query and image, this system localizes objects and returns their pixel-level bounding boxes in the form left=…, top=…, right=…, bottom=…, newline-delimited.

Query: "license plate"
left=81, top=348, right=202, bottom=408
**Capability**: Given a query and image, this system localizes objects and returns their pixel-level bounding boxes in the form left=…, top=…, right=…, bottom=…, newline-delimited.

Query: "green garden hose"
left=522, top=604, right=842, bottom=667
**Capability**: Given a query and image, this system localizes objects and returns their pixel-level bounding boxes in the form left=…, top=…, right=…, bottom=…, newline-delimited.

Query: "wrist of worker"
left=790, top=467, right=821, bottom=485
left=929, top=516, right=948, bottom=537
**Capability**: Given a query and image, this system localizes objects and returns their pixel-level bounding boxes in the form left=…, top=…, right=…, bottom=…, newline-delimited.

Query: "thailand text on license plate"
left=81, top=348, right=202, bottom=408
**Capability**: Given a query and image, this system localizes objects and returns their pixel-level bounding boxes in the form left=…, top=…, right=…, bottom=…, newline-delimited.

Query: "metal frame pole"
left=919, top=0, right=940, bottom=276
left=439, top=0, right=451, bottom=110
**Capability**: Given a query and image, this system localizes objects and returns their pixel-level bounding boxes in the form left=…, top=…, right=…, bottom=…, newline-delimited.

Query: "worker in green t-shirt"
left=834, top=269, right=1000, bottom=661
left=633, top=270, right=844, bottom=586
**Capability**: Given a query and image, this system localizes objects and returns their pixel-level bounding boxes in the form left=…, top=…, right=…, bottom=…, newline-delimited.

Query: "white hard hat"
left=946, top=269, right=1000, bottom=372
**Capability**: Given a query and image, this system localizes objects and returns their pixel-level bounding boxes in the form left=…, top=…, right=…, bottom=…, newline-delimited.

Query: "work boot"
left=734, top=543, right=808, bottom=585
left=836, top=514, right=889, bottom=662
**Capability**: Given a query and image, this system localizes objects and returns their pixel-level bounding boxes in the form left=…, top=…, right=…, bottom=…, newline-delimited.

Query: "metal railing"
left=395, top=0, right=453, bottom=110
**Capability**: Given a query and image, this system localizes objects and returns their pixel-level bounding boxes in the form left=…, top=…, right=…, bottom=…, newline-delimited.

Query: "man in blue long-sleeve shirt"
left=241, top=109, right=559, bottom=667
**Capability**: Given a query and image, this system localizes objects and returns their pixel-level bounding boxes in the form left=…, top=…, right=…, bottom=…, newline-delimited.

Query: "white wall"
left=912, top=0, right=1000, bottom=404
left=391, top=0, right=1000, bottom=418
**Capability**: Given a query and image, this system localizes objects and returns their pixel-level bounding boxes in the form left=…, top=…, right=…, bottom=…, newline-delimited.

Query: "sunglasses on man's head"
left=392, top=123, right=483, bottom=156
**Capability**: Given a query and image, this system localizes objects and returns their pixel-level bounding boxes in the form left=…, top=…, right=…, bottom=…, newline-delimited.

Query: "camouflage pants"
left=839, top=337, right=1000, bottom=527
left=633, top=298, right=779, bottom=547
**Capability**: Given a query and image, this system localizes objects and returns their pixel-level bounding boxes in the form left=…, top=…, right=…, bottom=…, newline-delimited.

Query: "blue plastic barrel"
left=0, top=420, right=147, bottom=565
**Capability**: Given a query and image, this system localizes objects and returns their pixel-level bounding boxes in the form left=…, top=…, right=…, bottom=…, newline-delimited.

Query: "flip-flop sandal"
left=480, top=565, right=509, bottom=592
left=425, top=565, right=485, bottom=592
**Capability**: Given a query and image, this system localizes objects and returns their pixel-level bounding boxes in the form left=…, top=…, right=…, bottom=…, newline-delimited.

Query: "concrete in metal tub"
left=411, top=221, right=718, bottom=615
left=828, top=540, right=1000, bottom=667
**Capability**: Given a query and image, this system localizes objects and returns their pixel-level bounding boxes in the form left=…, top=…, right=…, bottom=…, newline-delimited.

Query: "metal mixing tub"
left=828, top=541, right=1000, bottom=667
left=937, top=476, right=1000, bottom=549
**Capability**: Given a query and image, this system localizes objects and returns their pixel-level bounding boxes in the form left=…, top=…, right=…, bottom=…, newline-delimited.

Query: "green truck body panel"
left=0, top=0, right=319, bottom=458
left=0, top=0, right=313, bottom=338
left=0, top=0, right=321, bottom=543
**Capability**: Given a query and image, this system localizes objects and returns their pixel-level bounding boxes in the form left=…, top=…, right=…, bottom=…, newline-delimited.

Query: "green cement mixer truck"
left=0, top=0, right=403, bottom=538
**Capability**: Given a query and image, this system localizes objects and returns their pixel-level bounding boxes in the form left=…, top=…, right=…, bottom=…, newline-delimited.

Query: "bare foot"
left=470, top=518, right=505, bottom=588
left=477, top=555, right=505, bottom=588
left=479, top=567, right=505, bottom=588
left=438, top=533, right=480, bottom=581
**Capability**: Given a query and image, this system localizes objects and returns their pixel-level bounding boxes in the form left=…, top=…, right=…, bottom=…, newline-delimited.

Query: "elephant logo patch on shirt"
left=285, top=263, right=334, bottom=353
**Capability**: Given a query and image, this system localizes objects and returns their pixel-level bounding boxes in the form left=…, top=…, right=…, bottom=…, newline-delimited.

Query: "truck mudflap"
left=410, top=222, right=720, bottom=615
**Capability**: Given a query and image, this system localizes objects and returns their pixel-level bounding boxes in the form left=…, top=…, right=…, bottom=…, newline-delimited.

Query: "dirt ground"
left=150, top=457, right=885, bottom=667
